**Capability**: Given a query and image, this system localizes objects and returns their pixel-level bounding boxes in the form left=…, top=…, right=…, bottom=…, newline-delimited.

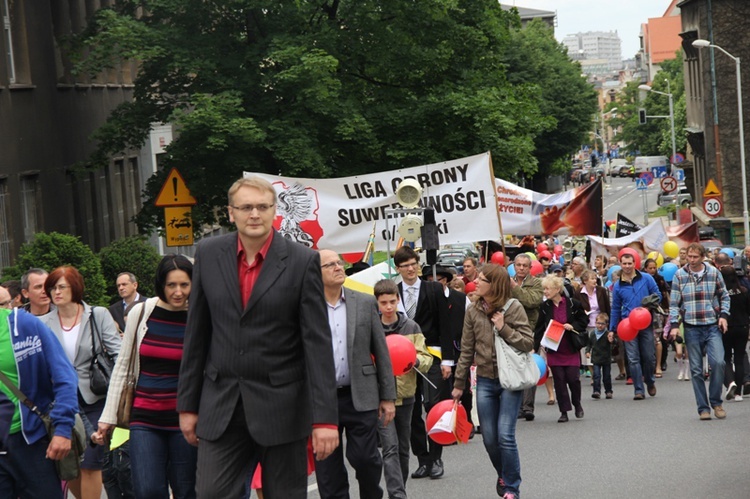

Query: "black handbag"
left=89, top=307, right=115, bottom=396
left=569, top=329, right=588, bottom=350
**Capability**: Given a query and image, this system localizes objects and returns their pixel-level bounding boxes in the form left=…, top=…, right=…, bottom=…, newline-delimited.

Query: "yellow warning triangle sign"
left=703, top=179, right=722, bottom=198
left=155, top=168, right=197, bottom=207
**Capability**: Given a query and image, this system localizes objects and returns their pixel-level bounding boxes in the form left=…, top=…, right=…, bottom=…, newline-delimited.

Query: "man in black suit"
left=107, top=272, right=147, bottom=332
left=315, top=249, right=396, bottom=499
left=394, top=247, right=452, bottom=479
left=177, top=177, right=339, bottom=499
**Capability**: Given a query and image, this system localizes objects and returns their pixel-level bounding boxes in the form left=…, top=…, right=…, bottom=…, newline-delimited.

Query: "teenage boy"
left=374, top=279, right=433, bottom=497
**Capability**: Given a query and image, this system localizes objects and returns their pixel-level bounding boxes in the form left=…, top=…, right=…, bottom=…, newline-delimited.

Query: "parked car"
left=436, top=249, right=473, bottom=268
left=442, top=243, right=479, bottom=259
left=614, top=164, right=635, bottom=177
left=657, top=185, right=692, bottom=207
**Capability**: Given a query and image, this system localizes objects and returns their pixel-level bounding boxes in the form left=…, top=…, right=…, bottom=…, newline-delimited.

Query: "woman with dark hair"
left=96, top=254, right=196, bottom=499
left=534, top=275, right=588, bottom=423
left=719, top=267, right=750, bottom=401
left=452, top=264, right=533, bottom=499
left=41, top=266, right=121, bottom=499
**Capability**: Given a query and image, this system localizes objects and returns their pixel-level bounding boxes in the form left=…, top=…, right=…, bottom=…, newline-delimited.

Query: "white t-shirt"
left=61, top=324, right=81, bottom=363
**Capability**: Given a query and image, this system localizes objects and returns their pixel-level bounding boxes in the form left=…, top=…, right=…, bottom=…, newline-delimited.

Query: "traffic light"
left=638, top=109, right=647, bottom=125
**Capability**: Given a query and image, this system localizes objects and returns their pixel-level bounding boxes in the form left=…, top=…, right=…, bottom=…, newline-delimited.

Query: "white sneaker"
left=677, top=372, right=683, bottom=380
left=734, top=395, right=743, bottom=402
left=726, top=382, right=738, bottom=400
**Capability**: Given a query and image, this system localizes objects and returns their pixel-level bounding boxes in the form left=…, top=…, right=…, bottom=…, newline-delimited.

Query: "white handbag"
left=494, top=299, right=539, bottom=391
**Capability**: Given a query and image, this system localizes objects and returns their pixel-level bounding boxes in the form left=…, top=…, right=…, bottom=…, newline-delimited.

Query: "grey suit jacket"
left=42, top=303, right=122, bottom=404
left=177, top=231, right=338, bottom=446
left=341, top=288, right=397, bottom=412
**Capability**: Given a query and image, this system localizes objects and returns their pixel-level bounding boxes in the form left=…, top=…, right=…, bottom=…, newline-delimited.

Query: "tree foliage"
left=98, top=236, right=162, bottom=301
left=502, top=19, right=598, bottom=187
left=609, top=53, right=687, bottom=159
left=74, top=1, right=596, bottom=234
left=2, top=233, right=108, bottom=306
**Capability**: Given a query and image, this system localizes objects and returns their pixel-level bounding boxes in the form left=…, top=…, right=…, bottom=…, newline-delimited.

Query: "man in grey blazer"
left=177, top=177, right=339, bottom=499
left=316, top=249, right=397, bottom=499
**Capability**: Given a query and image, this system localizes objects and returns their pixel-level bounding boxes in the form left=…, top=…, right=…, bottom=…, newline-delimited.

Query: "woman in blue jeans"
left=452, top=264, right=533, bottom=499
left=96, top=255, right=196, bottom=499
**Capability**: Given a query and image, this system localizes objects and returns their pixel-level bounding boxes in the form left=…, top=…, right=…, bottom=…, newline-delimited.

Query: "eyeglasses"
left=397, top=262, right=419, bottom=269
left=230, top=203, right=274, bottom=214
left=51, top=285, right=70, bottom=292
left=321, top=260, right=345, bottom=270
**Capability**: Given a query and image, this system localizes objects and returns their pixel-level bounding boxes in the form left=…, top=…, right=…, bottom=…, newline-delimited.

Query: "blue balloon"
left=720, top=248, right=736, bottom=258
left=607, top=265, right=621, bottom=281
left=659, top=262, right=679, bottom=282
left=532, top=353, right=547, bottom=380
left=507, top=264, right=516, bottom=278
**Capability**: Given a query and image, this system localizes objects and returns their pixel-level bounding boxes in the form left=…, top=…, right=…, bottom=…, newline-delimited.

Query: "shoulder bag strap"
left=0, top=370, right=43, bottom=417
left=89, top=306, right=107, bottom=356
left=128, top=303, right=147, bottom=371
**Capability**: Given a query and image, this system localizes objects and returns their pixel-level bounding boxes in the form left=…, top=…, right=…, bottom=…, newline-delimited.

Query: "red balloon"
left=426, top=400, right=468, bottom=445
left=628, top=307, right=652, bottom=331
left=537, top=368, right=549, bottom=386
left=618, top=248, right=641, bottom=269
left=464, top=281, right=476, bottom=293
left=490, top=252, right=505, bottom=265
left=386, top=335, right=417, bottom=376
left=617, top=318, right=638, bottom=342
left=553, top=245, right=563, bottom=256
left=536, top=243, right=548, bottom=254
left=530, top=260, right=544, bottom=276
left=539, top=250, right=553, bottom=261
left=340, top=252, right=365, bottom=264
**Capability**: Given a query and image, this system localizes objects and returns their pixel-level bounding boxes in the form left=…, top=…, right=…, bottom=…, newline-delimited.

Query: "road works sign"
left=155, top=168, right=197, bottom=207
left=703, top=179, right=722, bottom=198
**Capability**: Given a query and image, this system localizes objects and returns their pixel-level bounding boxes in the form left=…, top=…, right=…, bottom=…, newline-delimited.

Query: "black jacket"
left=534, top=296, right=588, bottom=352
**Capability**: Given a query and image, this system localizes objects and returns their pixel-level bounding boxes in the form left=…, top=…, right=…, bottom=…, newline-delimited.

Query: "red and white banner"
left=244, top=153, right=500, bottom=254
left=495, top=179, right=603, bottom=236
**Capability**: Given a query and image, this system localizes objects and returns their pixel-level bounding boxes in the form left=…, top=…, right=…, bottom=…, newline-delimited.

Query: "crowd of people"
left=0, top=176, right=747, bottom=499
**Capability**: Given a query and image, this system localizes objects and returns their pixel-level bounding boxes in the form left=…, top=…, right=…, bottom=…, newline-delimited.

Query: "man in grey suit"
left=315, top=249, right=396, bottom=499
left=107, top=272, right=147, bottom=332
left=177, top=177, right=339, bottom=499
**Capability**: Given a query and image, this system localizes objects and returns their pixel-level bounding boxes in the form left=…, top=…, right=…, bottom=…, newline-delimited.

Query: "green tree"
left=502, top=18, right=598, bottom=186
left=98, top=236, right=162, bottom=301
left=2, top=233, right=109, bottom=305
left=73, top=1, right=570, bottom=234
left=609, top=52, right=687, bottom=159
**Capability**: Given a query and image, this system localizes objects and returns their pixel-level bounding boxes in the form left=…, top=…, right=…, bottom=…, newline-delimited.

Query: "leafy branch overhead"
left=74, top=1, right=597, bottom=235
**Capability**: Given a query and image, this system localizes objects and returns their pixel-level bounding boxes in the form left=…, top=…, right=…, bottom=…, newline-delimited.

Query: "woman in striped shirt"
left=97, top=254, right=196, bottom=499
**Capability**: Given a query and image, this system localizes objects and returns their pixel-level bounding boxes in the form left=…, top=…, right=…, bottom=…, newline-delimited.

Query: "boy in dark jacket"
left=587, top=313, right=615, bottom=399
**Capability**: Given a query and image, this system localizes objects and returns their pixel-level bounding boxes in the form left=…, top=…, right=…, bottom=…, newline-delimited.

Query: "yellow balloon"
left=647, top=251, right=664, bottom=267
left=525, top=252, right=537, bottom=261
left=609, top=223, right=616, bottom=231
left=663, top=241, right=679, bottom=259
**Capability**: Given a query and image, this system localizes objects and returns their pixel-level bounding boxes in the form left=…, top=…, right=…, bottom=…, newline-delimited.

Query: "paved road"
left=603, top=176, right=660, bottom=228
left=305, top=369, right=750, bottom=499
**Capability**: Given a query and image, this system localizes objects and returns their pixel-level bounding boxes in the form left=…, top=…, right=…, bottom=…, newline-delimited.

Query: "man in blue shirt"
left=610, top=253, right=661, bottom=400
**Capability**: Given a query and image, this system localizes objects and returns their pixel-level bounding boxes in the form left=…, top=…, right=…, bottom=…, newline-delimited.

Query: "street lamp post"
left=638, top=84, right=677, bottom=175
left=601, top=108, right=618, bottom=183
left=693, top=39, right=749, bottom=246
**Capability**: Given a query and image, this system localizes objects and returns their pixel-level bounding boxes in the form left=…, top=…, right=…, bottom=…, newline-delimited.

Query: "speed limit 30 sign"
left=703, top=197, right=723, bottom=217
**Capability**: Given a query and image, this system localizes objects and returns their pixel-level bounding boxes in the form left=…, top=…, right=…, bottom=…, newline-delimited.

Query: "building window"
left=2, top=0, right=15, bottom=83
left=0, top=180, right=11, bottom=269
left=19, top=175, right=40, bottom=243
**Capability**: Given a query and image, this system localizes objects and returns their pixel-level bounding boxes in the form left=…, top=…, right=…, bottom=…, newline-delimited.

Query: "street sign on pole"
left=703, top=179, right=722, bottom=198
left=660, top=176, right=678, bottom=193
left=155, top=168, right=197, bottom=207
left=635, top=177, right=648, bottom=190
left=673, top=168, right=685, bottom=181
left=703, top=197, right=723, bottom=218
left=639, top=172, right=654, bottom=186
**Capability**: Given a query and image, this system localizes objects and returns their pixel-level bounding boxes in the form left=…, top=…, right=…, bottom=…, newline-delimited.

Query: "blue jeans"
left=593, top=363, right=612, bottom=394
left=684, top=324, right=726, bottom=414
left=0, top=433, right=63, bottom=498
left=129, top=426, right=197, bottom=499
left=623, top=326, right=655, bottom=395
left=476, top=376, right=523, bottom=497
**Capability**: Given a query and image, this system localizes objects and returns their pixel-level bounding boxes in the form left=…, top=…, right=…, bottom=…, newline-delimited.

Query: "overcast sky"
left=506, top=0, right=674, bottom=58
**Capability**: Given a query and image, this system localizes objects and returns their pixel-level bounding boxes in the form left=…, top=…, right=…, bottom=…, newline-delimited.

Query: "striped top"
left=131, top=306, right=187, bottom=430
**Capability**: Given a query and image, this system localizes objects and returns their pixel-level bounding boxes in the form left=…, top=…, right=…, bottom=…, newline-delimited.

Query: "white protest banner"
left=495, top=178, right=603, bottom=236
left=587, top=220, right=670, bottom=263
left=245, top=153, right=500, bottom=255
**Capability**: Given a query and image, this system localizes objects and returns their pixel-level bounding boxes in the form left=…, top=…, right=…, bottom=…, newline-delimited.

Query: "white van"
left=634, top=156, right=668, bottom=175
